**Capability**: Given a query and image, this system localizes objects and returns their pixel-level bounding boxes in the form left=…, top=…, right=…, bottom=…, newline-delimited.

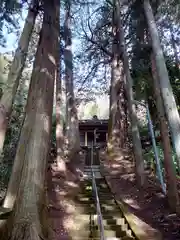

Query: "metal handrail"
left=91, top=144, right=105, bottom=240
left=133, top=100, right=166, bottom=195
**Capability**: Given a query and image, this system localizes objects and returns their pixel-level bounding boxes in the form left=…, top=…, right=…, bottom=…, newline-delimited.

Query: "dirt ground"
left=102, top=151, right=180, bottom=240
left=46, top=152, right=86, bottom=240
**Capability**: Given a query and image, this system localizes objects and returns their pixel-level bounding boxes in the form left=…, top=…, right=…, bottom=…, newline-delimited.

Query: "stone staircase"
left=73, top=147, right=135, bottom=239
left=83, top=165, right=102, bottom=179
left=69, top=147, right=162, bottom=240
left=73, top=179, right=136, bottom=240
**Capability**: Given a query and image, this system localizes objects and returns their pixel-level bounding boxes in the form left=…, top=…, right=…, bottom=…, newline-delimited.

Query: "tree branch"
left=77, top=60, right=110, bottom=93
left=82, top=18, right=112, bottom=57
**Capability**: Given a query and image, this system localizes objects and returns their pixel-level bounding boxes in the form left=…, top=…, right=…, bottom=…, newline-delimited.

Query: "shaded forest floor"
left=102, top=150, right=180, bottom=240
left=46, top=152, right=87, bottom=240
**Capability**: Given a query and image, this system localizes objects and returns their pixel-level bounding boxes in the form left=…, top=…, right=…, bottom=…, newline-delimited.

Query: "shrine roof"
left=79, top=119, right=108, bottom=125
left=79, top=119, right=108, bottom=130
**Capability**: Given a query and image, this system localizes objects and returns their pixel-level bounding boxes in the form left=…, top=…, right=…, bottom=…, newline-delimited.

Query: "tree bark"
left=108, top=2, right=127, bottom=152
left=0, top=0, right=38, bottom=159
left=55, top=2, right=66, bottom=172
left=0, top=1, right=58, bottom=239
left=143, top=0, right=180, bottom=172
left=116, top=0, right=145, bottom=186
left=151, top=53, right=180, bottom=213
left=64, top=1, right=80, bottom=161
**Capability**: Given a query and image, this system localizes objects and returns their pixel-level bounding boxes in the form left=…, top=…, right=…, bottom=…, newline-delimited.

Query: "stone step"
left=84, top=165, right=101, bottom=168
left=99, top=199, right=115, bottom=204
left=100, top=202, right=119, bottom=207
left=101, top=218, right=126, bottom=226
left=102, top=213, right=125, bottom=220
left=98, top=193, right=112, bottom=196
left=83, top=171, right=101, bottom=174
left=93, top=218, right=125, bottom=227
left=84, top=168, right=101, bottom=171
left=83, top=169, right=101, bottom=173
left=71, top=237, right=125, bottom=240
left=98, top=190, right=112, bottom=194
left=90, top=228, right=129, bottom=238
left=71, top=238, right=132, bottom=240
left=102, top=212, right=125, bottom=218
left=83, top=174, right=103, bottom=179
left=73, top=203, right=120, bottom=214
left=84, top=166, right=101, bottom=168
left=83, top=172, right=102, bottom=177
left=72, top=205, right=122, bottom=217
left=100, top=205, right=120, bottom=212
left=97, top=196, right=113, bottom=200
left=91, top=222, right=132, bottom=238
left=97, top=199, right=116, bottom=204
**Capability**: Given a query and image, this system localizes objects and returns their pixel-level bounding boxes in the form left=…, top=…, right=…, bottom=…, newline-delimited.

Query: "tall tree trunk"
left=0, top=1, right=58, bottom=239
left=64, top=1, right=80, bottom=161
left=55, top=5, right=66, bottom=172
left=108, top=2, right=127, bottom=153
left=0, top=0, right=38, bottom=159
left=116, top=0, right=145, bottom=186
left=143, top=0, right=180, bottom=172
left=151, top=53, right=180, bottom=213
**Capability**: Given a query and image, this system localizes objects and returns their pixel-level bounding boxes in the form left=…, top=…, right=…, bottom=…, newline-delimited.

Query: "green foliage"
left=0, top=52, right=27, bottom=166
left=139, top=125, right=149, bottom=137
left=0, top=162, right=12, bottom=186
left=144, top=143, right=178, bottom=175
left=3, top=101, right=25, bottom=164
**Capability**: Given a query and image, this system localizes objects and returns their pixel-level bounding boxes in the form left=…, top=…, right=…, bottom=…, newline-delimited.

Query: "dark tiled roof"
left=79, top=119, right=108, bottom=126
